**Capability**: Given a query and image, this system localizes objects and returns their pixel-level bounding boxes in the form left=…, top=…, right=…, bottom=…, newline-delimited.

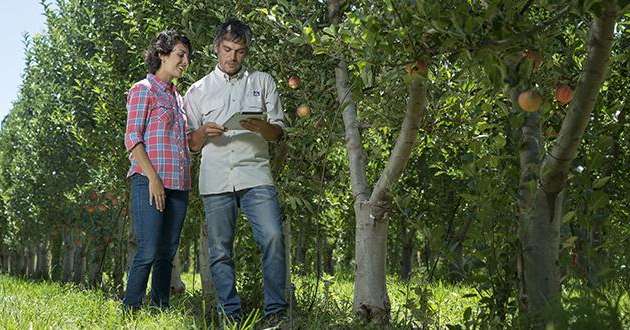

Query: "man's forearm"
left=188, top=128, right=206, bottom=152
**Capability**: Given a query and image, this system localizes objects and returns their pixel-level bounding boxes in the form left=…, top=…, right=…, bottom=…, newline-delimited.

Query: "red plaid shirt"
left=124, top=74, right=191, bottom=190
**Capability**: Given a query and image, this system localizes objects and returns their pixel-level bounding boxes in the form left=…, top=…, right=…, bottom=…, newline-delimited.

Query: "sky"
left=0, top=0, right=49, bottom=122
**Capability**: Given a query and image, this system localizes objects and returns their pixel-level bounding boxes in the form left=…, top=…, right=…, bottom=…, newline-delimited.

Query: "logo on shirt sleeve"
left=253, top=90, right=261, bottom=96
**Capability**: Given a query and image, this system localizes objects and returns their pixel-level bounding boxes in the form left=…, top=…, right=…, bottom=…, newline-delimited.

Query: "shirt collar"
left=213, top=65, right=249, bottom=81
left=147, top=73, right=175, bottom=93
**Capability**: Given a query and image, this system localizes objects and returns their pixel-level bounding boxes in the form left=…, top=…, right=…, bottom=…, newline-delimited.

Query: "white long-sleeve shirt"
left=184, top=66, right=285, bottom=195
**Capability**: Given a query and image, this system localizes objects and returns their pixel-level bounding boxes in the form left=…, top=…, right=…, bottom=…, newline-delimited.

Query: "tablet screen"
left=223, top=112, right=267, bottom=130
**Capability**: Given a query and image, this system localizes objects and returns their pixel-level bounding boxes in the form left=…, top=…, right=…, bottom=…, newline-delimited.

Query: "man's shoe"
left=260, top=312, right=288, bottom=330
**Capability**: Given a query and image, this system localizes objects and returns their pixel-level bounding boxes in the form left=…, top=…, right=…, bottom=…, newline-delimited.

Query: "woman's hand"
left=129, top=143, right=166, bottom=212
left=148, top=174, right=166, bottom=212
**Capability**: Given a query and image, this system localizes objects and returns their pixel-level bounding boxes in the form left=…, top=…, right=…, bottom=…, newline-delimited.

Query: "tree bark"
left=62, top=226, right=76, bottom=283
left=198, top=222, right=215, bottom=317
left=87, top=238, right=107, bottom=288
left=72, top=238, right=86, bottom=285
left=0, top=249, right=7, bottom=273
left=294, top=226, right=306, bottom=274
left=50, top=228, right=63, bottom=281
left=170, top=250, right=186, bottom=294
left=398, top=217, right=416, bottom=281
left=34, top=241, right=51, bottom=280
left=515, top=2, right=617, bottom=326
left=15, top=249, right=25, bottom=276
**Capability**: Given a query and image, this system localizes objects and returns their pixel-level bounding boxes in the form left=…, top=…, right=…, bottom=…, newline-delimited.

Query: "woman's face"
left=158, top=42, right=190, bottom=80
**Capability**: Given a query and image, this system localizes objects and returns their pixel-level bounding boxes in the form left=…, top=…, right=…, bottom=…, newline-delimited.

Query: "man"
left=184, top=19, right=287, bottom=325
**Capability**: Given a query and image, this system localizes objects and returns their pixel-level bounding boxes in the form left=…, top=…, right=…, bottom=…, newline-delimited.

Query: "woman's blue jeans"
left=123, top=174, right=188, bottom=309
left=202, top=185, right=287, bottom=317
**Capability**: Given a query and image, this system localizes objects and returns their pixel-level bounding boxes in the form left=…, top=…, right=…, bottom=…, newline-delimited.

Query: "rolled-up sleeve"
left=264, top=75, right=286, bottom=130
left=124, top=84, right=151, bottom=152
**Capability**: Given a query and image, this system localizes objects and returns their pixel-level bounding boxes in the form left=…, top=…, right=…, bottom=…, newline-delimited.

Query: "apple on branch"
left=518, top=90, right=543, bottom=112
left=288, top=76, right=301, bottom=89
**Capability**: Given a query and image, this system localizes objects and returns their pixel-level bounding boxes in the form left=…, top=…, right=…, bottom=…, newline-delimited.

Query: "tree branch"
left=541, top=1, right=619, bottom=193
left=370, top=76, right=427, bottom=204
left=329, top=0, right=371, bottom=202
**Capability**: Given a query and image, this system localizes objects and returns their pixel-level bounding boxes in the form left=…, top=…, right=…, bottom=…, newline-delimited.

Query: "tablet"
left=223, top=111, right=267, bottom=130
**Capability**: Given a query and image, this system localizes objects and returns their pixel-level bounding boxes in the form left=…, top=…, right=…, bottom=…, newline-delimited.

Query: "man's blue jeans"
left=202, top=185, right=287, bottom=317
left=123, top=174, right=188, bottom=308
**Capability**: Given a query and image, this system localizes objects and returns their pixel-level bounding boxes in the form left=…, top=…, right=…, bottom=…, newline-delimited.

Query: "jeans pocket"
left=250, top=185, right=277, bottom=200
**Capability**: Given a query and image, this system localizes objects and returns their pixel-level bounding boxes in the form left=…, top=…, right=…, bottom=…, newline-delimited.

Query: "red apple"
left=288, top=76, right=301, bottom=89
left=518, top=90, right=543, bottom=112
left=554, top=84, right=574, bottom=105
left=296, top=105, right=311, bottom=118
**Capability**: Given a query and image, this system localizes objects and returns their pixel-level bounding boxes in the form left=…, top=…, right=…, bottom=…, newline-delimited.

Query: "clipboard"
left=223, top=111, right=267, bottom=130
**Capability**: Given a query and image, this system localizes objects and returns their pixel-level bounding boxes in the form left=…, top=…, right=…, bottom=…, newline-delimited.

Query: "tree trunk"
left=198, top=222, right=215, bottom=317
left=354, top=203, right=390, bottom=322
left=398, top=219, right=416, bottom=281
left=87, top=238, right=107, bottom=288
left=294, top=226, right=306, bottom=274
left=181, top=243, right=190, bottom=273
left=515, top=3, right=617, bottom=326
left=327, top=0, right=428, bottom=323
left=72, top=230, right=86, bottom=285
left=34, top=241, right=51, bottom=280
left=62, top=227, right=76, bottom=282
left=18, top=246, right=29, bottom=276
left=447, top=216, right=473, bottom=283
left=170, top=250, right=186, bottom=294
left=25, top=245, right=36, bottom=277
left=322, top=234, right=335, bottom=276
left=50, top=228, right=63, bottom=281
left=9, top=250, right=18, bottom=276
left=112, top=208, right=130, bottom=297
left=0, top=249, right=7, bottom=273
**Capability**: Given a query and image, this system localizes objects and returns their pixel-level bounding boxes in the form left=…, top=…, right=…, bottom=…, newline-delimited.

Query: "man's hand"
left=189, top=122, right=226, bottom=151
left=200, top=122, right=227, bottom=137
left=240, top=118, right=282, bottom=141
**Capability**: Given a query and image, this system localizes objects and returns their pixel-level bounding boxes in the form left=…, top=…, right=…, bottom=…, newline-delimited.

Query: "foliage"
left=0, top=0, right=628, bottom=326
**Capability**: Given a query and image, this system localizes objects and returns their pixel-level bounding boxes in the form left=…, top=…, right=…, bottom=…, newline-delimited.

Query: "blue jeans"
left=123, top=174, right=188, bottom=308
left=202, top=185, right=287, bottom=317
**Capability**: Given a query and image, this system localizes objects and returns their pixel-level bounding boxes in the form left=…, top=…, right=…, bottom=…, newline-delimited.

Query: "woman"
left=123, top=30, right=192, bottom=310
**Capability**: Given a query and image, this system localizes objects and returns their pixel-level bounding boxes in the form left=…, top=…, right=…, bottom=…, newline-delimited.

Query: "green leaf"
left=562, top=211, right=576, bottom=223
left=592, top=176, right=611, bottom=189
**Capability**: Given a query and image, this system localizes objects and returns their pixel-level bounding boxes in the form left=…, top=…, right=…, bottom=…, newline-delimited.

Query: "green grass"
left=2, top=273, right=627, bottom=329
left=0, top=275, right=199, bottom=329
left=0, top=273, right=479, bottom=329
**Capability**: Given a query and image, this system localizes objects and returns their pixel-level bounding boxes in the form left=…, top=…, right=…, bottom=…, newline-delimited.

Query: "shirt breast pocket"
left=153, top=106, right=174, bottom=125
left=243, top=96, right=265, bottom=112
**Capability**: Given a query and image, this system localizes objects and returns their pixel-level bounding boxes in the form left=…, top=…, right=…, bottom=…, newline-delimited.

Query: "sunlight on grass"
left=2, top=273, right=627, bottom=329
left=0, top=275, right=196, bottom=329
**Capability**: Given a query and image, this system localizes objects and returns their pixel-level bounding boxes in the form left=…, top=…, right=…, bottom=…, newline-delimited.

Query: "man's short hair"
left=213, top=19, right=252, bottom=51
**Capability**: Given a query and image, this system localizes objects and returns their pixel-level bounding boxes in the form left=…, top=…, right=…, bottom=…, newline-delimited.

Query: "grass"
left=1, top=273, right=628, bottom=329
left=0, top=272, right=479, bottom=329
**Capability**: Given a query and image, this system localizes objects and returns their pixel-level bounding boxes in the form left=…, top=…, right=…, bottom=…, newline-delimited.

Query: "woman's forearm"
left=130, top=143, right=159, bottom=180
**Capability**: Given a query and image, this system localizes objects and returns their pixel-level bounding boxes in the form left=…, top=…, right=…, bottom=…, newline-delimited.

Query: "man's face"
left=216, top=38, right=248, bottom=76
